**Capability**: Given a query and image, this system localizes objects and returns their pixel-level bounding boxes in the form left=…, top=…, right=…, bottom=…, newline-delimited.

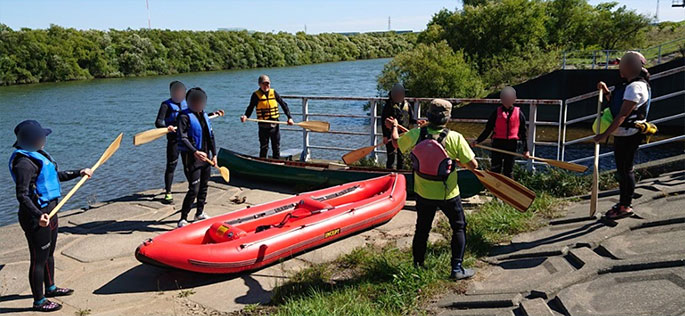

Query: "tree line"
left=377, top=0, right=671, bottom=98
left=0, top=24, right=416, bottom=85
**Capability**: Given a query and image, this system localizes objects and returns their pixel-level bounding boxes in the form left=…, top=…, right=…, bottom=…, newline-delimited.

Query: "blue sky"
left=0, top=0, right=683, bottom=33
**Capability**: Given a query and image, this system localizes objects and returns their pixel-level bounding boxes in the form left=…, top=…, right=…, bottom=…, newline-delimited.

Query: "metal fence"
left=562, top=38, right=685, bottom=70
left=278, top=66, right=683, bottom=170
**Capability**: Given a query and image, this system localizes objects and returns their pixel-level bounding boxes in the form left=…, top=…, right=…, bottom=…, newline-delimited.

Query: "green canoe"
left=217, top=148, right=484, bottom=198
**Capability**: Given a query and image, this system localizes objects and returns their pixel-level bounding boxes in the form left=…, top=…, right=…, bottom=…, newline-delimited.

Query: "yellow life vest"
left=255, top=89, right=279, bottom=120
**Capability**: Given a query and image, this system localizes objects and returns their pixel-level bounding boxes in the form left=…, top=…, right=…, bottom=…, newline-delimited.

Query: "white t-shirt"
left=613, top=80, right=649, bottom=137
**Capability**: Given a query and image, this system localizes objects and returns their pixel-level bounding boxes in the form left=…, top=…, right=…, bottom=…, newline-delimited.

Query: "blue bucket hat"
left=13, top=120, right=52, bottom=148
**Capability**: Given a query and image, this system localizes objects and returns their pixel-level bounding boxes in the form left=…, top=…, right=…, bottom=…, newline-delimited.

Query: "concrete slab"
left=67, top=203, right=160, bottom=226
left=239, top=189, right=293, bottom=206
left=437, top=308, right=516, bottom=316
left=0, top=224, right=29, bottom=255
left=600, top=224, right=685, bottom=259
left=0, top=262, right=30, bottom=296
left=520, top=298, right=554, bottom=316
left=468, top=256, right=575, bottom=295
left=296, top=234, right=368, bottom=265
left=375, top=209, right=416, bottom=233
left=437, top=293, right=523, bottom=309
left=556, top=267, right=685, bottom=316
left=61, top=232, right=156, bottom=263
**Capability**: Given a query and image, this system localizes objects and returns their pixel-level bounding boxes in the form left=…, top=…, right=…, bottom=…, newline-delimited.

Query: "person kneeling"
left=390, top=99, right=478, bottom=280
left=176, top=88, right=217, bottom=228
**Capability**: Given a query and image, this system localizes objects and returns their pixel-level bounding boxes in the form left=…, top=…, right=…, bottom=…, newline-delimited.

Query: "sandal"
left=33, top=299, right=62, bottom=312
left=605, top=205, right=633, bottom=220
left=45, top=286, right=74, bottom=297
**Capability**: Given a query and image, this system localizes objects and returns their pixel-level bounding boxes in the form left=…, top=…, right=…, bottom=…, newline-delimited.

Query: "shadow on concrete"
left=498, top=257, right=547, bottom=270
left=0, top=294, right=33, bottom=314
left=59, top=220, right=174, bottom=235
left=222, top=176, right=306, bottom=195
left=490, top=220, right=609, bottom=257
left=234, top=275, right=272, bottom=305
left=93, top=264, right=239, bottom=295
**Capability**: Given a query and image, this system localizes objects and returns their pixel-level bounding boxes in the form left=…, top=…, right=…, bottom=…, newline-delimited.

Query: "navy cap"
left=13, top=120, right=52, bottom=148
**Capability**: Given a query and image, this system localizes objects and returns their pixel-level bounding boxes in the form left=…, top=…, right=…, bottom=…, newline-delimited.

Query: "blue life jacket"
left=177, top=109, right=213, bottom=152
left=605, top=78, right=651, bottom=128
left=9, top=150, right=62, bottom=208
left=163, top=98, right=188, bottom=126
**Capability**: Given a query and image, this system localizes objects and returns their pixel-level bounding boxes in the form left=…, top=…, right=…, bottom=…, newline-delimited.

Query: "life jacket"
left=9, top=150, right=62, bottom=208
left=391, top=100, right=412, bottom=127
left=492, top=106, right=520, bottom=140
left=162, top=98, right=188, bottom=126
left=177, top=109, right=213, bottom=152
left=605, top=77, right=651, bottom=128
left=410, top=127, right=455, bottom=181
left=255, top=89, right=279, bottom=120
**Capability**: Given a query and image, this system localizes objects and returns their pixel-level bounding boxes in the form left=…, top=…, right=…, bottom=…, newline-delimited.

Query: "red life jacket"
left=492, top=106, right=520, bottom=140
left=410, top=127, right=455, bottom=181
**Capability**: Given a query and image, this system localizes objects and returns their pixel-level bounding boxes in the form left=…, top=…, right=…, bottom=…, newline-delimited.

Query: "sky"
left=0, top=0, right=683, bottom=34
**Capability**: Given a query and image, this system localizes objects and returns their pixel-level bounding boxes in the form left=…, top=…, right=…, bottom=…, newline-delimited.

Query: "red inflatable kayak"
left=135, top=173, right=406, bottom=274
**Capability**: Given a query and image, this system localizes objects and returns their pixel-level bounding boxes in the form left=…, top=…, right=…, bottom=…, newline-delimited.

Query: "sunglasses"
left=261, top=82, right=271, bottom=85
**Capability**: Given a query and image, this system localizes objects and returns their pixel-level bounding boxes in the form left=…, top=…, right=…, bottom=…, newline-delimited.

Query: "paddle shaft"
left=590, top=90, right=602, bottom=216
left=246, top=118, right=292, bottom=125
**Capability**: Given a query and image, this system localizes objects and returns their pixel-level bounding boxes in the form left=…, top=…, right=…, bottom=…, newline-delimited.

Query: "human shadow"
left=497, top=257, right=547, bottom=270
left=490, top=219, right=609, bottom=257
left=0, top=294, right=33, bottom=314
left=234, top=275, right=272, bottom=305
left=59, top=219, right=174, bottom=235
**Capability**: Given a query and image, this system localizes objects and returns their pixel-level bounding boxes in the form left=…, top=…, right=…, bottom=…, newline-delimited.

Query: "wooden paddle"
left=470, top=169, right=536, bottom=212
left=47, top=133, right=123, bottom=219
left=133, top=112, right=222, bottom=146
left=245, top=118, right=330, bottom=133
left=205, top=158, right=230, bottom=183
left=475, top=144, right=587, bottom=172
left=341, top=123, right=410, bottom=164
left=590, top=90, right=602, bottom=216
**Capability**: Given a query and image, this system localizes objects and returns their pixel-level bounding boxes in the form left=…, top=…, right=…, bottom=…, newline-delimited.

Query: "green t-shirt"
left=398, top=127, right=475, bottom=200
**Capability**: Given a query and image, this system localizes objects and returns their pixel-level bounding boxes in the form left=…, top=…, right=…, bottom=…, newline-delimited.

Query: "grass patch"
left=513, top=165, right=619, bottom=197
left=177, top=289, right=195, bottom=298
left=75, top=309, right=92, bottom=316
left=238, top=185, right=566, bottom=316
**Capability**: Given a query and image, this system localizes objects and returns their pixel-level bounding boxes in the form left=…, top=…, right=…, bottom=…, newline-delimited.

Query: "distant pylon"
left=388, top=16, right=391, bottom=31
left=656, top=0, right=660, bottom=22
left=304, top=24, right=307, bottom=33
left=146, top=0, right=151, bottom=29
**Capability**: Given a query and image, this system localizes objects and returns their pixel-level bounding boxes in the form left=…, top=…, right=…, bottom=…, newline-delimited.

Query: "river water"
left=1, top=58, right=681, bottom=226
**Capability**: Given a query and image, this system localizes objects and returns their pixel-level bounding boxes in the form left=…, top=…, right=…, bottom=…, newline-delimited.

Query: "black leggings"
left=164, top=139, right=180, bottom=194
left=258, top=124, right=280, bottom=159
left=413, top=195, right=467, bottom=267
left=614, top=133, right=643, bottom=207
left=385, top=142, right=405, bottom=170
left=19, top=212, right=57, bottom=302
left=180, top=152, right=211, bottom=220
left=491, top=139, right=518, bottom=178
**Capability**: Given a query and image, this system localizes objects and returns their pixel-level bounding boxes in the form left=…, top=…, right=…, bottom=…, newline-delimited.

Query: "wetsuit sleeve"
left=408, top=102, right=418, bottom=125
left=244, top=93, right=258, bottom=118
left=274, top=91, right=292, bottom=119
left=476, top=109, right=498, bottom=143
left=177, top=114, right=199, bottom=153
left=12, top=157, right=44, bottom=218
left=155, top=102, right=169, bottom=128
left=380, top=100, right=393, bottom=137
left=58, top=170, right=81, bottom=181
left=518, top=110, right=528, bottom=152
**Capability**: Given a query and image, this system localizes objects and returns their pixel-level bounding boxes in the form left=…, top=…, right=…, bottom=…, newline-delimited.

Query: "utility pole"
left=304, top=24, right=307, bottom=34
left=388, top=16, right=391, bottom=31
left=146, top=0, right=151, bottom=29
left=656, top=0, right=660, bottom=22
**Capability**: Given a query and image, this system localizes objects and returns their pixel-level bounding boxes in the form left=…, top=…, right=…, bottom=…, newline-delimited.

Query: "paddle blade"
left=92, top=133, right=123, bottom=171
left=133, top=128, right=168, bottom=146
left=342, top=145, right=376, bottom=165
left=473, top=170, right=535, bottom=212
left=298, top=120, right=330, bottom=132
left=545, top=159, right=588, bottom=173
left=219, top=166, right=230, bottom=183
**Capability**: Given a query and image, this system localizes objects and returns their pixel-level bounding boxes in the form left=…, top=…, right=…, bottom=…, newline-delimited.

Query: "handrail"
left=562, top=38, right=685, bottom=69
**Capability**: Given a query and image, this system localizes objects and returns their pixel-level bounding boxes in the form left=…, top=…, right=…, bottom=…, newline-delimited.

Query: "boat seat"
left=208, top=222, right=247, bottom=243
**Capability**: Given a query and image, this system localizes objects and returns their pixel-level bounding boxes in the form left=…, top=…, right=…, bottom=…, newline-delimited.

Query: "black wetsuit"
left=244, top=90, right=292, bottom=159
left=476, top=106, right=528, bottom=178
left=177, top=111, right=216, bottom=220
left=155, top=101, right=183, bottom=194
left=11, top=152, right=80, bottom=302
left=381, top=99, right=417, bottom=169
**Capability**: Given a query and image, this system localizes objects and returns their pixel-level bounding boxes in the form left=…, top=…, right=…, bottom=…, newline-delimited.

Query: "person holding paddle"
left=593, top=51, right=651, bottom=220
left=176, top=88, right=218, bottom=228
left=381, top=83, right=423, bottom=170
left=471, top=86, right=529, bottom=178
left=240, top=75, right=294, bottom=159
left=154, top=81, right=187, bottom=203
left=389, top=99, right=478, bottom=280
left=9, top=120, right=93, bottom=312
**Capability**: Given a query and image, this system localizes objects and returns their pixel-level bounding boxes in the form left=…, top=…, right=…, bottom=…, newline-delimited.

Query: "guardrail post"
left=527, top=103, right=537, bottom=171
left=658, top=45, right=662, bottom=64
left=562, top=51, right=567, bottom=69
left=605, top=51, right=610, bottom=69
left=370, top=100, right=378, bottom=163
left=559, top=100, right=568, bottom=161
left=300, top=98, right=310, bottom=161
left=413, top=99, right=420, bottom=122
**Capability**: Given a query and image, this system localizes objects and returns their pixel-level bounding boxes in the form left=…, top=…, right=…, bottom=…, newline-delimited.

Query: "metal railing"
left=562, top=38, right=685, bottom=70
